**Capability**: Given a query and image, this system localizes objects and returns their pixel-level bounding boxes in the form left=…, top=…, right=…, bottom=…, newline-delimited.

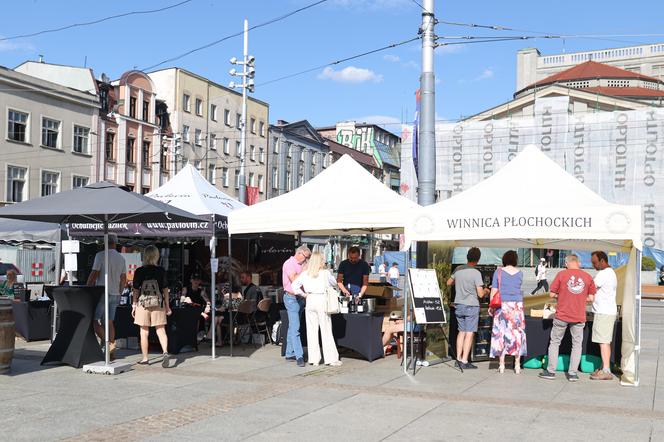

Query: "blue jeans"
left=284, top=293, right=305, bottom=359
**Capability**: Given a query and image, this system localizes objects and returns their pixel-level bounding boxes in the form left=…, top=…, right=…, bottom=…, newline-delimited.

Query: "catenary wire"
left=0, top=0, right=194, bottom=42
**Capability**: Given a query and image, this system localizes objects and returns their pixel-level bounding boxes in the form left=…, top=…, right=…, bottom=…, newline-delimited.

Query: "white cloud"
left=318, top=66, right=383, bottom=84
left=383, top=54, right=401, bottom=63
left=0, top=38, right=34, bottom=53
left=402, top=60, right=419, bottom=70
left=475, top=68, right=494, bottom=81
left=435, top=44, right=464, bottom=55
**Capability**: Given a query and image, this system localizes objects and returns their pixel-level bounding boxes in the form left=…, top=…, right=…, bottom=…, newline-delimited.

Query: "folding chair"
left=250, top=298, right=273, bottom=347
left=234, top=300, right=255, bottom=345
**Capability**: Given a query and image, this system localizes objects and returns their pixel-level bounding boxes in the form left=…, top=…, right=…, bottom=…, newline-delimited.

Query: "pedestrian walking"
left=539, top=254, right=596, bottom=382
left=388, top=262, right=400, bottom=287
left=531, top=258, right=549, bottom=294
left=292, top=252, right=342, bottom=367
left=131, top=245, right=172, bottom=367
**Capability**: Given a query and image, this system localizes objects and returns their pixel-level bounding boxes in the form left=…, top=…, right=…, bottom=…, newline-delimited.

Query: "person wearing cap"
left=531, top=258, right=549, bottom=295
left=182, top=273, right=211, bottom=341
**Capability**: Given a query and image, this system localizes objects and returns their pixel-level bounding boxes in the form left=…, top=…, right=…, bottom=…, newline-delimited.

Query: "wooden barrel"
left=0, top=298, right=15, bottom=374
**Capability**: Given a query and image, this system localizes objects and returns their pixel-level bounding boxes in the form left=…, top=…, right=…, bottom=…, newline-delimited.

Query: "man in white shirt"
left=378, top=262, right=387, bottom=277
left=86, top=234, right=127, bottom=359
left=531, top=258, right=549, bottom=294
left=589, top=251, right=618, bottom=381
left=388, top=262, right=400, bottom=287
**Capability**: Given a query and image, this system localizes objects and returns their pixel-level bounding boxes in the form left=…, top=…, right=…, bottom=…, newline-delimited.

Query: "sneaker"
left=454, top=360, right=465, bottom=372
left=464, top=362, right=478, bottom=369
left=539, top=370, right=556, bottom=380
left=161, top=353, right=171, bottom=368
left=328, top=360, right=343, bottom=367
left=566, top=372, right=580, bottom=382
left=296, top=358, right=305, bottom=367
left=590, top=370, right=613, bottom=381
left=285, top=356, right=296, bottom=361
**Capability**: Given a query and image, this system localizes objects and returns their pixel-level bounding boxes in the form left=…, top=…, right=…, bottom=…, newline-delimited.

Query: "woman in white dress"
left=292, top=252, right=342, bottom=367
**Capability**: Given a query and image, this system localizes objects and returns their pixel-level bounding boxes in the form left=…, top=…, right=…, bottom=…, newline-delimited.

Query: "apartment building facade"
left=149, top=68, right=269, bottom=203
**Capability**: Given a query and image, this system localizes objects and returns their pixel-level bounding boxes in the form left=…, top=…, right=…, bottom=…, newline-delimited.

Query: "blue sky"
left=2, top=0, right=664, bottom=133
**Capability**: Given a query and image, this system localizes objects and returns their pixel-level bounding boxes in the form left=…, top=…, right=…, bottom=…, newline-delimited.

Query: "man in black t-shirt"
left=337, top=246, right=371, bottom=299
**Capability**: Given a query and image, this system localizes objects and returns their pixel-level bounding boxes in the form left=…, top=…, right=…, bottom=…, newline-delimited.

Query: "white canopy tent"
left=405, top=145, right=643, bottom=385
left=228, top=154, right=420, bottom=235
left=149, top=164, right=246, bottom=358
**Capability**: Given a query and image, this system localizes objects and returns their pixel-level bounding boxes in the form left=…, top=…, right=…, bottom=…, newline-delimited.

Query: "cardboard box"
left=365, top=283, right=399, bottom=298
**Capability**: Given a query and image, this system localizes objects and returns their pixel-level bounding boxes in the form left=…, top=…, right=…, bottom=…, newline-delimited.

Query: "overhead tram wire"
left=0, top=0, right=194, bottom=41
left=257, top=35, right=422, bottom=87
left=141, top=0, right=329, bottom=71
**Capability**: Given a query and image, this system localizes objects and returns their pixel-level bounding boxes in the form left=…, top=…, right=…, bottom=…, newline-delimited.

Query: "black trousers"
left=531, top=279, right=549, bottom=294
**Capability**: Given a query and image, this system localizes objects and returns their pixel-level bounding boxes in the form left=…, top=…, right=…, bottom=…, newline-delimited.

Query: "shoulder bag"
left=324, top=271, right=341, bottom=314
left=489, top=268, right=502, bottom=309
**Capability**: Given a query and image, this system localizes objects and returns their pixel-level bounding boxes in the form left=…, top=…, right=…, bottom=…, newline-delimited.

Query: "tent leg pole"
left=211, top=232, right=216, bottom=360
left=104, top=218, right=110, bottom=366
left=228, top=236, right=233, bottom=358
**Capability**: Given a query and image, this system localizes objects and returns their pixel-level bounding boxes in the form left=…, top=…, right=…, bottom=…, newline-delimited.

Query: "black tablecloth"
left=13, top=300, right=52, bottom=341
left=42, top=286, right=104, bottom=368
left=115, top=305, right=203, bottom=354
left=280, top=310, right=385, bottom=362
left=525, top=317, right=622, bottom=362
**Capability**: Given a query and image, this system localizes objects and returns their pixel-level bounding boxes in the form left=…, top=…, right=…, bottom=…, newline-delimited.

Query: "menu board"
left=408, top=268, right=446, bottom=324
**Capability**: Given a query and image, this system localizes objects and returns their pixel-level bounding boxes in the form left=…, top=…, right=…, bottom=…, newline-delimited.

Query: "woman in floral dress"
left=489, top=250, right=527, bottom=373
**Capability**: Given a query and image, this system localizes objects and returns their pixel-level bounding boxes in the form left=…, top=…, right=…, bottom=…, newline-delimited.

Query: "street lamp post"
left=229, top=19, right=255, bottom=204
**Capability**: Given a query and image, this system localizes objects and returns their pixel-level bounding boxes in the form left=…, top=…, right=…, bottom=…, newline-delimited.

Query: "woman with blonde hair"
left=0, top=269, right=18, bottom=298
left=131, top=245, right=172, bottom=367
left=292, top=252, right=342, bottom=366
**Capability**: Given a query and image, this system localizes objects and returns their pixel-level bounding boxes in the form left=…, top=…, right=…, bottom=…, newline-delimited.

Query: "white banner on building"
left=401, top=98, right=664, bottom=250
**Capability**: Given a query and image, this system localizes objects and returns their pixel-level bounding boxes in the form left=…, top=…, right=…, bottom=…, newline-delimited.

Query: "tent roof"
left=0, top=219, right=61, bottom=244
left=228, top=154, right=420, bottom=235
left=147, top=164, right=245, bottom=217
left=405, top=145, right=642, bottom=252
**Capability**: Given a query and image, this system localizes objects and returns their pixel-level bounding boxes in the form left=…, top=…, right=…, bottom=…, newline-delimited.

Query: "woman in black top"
left=132, top=245, right=171, bottom=367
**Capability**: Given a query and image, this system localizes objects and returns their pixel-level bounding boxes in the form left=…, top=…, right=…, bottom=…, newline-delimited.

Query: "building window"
left=208, top=164, right=216, bottom=184
left=7, top=109, right=28, bottom=143
left=250, top=145, right=256, bottom=161
left=287, top=144, right=292, bottom=158
left=247, top=172, right=254, bottom=187
left=105, top=133, right=115, bottom=161
left=195, top=129, right=202, bottom=146
left=223, top=137, right=230, bottom=155
left=129, top=97, right=137, bottom=118
left=312, top=153, right=317, bottom=165
left=41, top=170, right=59, bottom=196
left=259, top=121, right=265, bottom=137
left=142, top=100, right=149, bottom=122
left=182, top=125, right=190, bottom=142
left=160, top=144, right=168, bottom=172
left=234, top=170, right=240, bottom=189
left=73, top=125, right=90, bottom=154
left=141, top=187, right=150, bottom=194
left=236, top=113, right=241, bottom=129
left=194, top=160, right=201, bottom=171
left=236, top=141, right=241, bottom=157
left=210, top=134, right=217, bottom=150
left=142, top=141, right=151, bottom=167
left=183, top=94, right=191, bottom=112
left=273, top=137, right=279, bottom=154
left=258, top=174, right=264, bottom=193
left=222, top=167, right=229, bottom=187
left=41, top=117, right=60, bottom=148
left=286, top=171, right=292, bottom=191
left=126, top=138, right=135, bottom=164
left=73, top=175, right=89, bottom=188
left=195, top=98, right=203, bottom=116
left=224, top=109, right=231, bottom=125
left=250, top=117, right=256, bottom=134
left=259, top=147, right=265, bottom=163
left=271, top=168, right=278, bottom=189
left=299, top=149, right=305, bottom=162
left=298, top=173, right=304, bottom=187
left=210, top=104, right=217, bottom=121
left=7, top=166, right=27, bottom=202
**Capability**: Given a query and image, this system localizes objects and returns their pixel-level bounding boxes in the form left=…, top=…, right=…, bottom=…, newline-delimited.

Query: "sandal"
left=137, top=360, right=149, bottom=365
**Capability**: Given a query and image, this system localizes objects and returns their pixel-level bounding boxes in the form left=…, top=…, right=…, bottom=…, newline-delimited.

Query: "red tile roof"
left=581, top=86, right=664, bottom=98
left=533, top=61, right=662, bottom=87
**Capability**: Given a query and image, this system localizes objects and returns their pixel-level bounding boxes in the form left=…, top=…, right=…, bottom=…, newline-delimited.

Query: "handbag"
left=489, top=268, right=502, bottom=309
left=325, top=284, right=341, bottom=314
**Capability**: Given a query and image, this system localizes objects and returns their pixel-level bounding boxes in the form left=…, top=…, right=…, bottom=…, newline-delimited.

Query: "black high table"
left=280, top=310, right=385, bottom=362
left=13, top=300, right=52, bottom=341
left=42, top=286, right=105, bottom=368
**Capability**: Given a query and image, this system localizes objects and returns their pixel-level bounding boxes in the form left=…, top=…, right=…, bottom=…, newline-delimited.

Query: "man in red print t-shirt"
left=539, top=254, right=596, bottom=382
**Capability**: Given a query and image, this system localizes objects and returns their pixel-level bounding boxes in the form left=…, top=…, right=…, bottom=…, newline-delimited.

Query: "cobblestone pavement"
left=3, top=302, right=664, bottom=441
